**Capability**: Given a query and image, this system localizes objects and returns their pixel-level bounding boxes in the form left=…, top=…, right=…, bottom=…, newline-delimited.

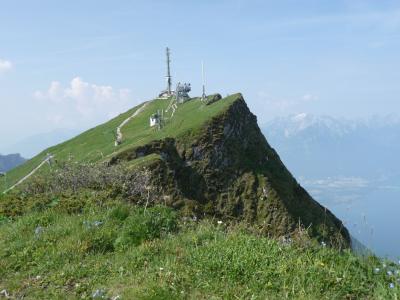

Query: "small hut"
left=150, top=113, right=160, bottom=127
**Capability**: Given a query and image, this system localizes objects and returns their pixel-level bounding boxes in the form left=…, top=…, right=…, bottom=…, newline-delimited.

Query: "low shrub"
left=114, top=206, right=178, bottom=250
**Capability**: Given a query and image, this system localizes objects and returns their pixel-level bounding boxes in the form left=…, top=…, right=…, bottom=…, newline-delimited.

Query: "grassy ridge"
left=0, top=199, right=398, bottom=299
left=4, top=94, right=238, bottom=190
left=3, top=93, right=396, bottom=299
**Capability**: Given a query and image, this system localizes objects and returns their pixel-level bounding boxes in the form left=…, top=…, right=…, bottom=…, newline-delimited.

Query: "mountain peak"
left=4, top=93, right=350, bottom=247
left=291, top=112, right=309, bottom=122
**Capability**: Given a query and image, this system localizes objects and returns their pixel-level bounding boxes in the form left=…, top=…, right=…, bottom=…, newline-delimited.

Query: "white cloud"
left=302, top=94, right=318, bottom=102
left=0, top=59, right=13, bottom=73
left=34, top=77, right=133, bottom=127
left=34, top=81, right=63, bottom=102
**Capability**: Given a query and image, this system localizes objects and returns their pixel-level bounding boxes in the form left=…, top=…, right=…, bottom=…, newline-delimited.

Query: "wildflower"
left=281, top=236, right=292, bottom=247
left=217, top=220, right=223, bottom=225
left=374, top=268, right=380, bottom=274
left=34, top=226, right=44, bottom=236
left=83, top=220, right=103, bottom=228
left=159, top=267, right=164, bottom=271
left=0, top=290, right=10, bottom=298
left=383, top=263, right=387, bottom=268
left=389, top=283, right=395, bottom=289
left=92, top=289, right=106, bottom=299
left=93, top=221, right=103, bottom=227
left=321, top=241, right=327, bottom=247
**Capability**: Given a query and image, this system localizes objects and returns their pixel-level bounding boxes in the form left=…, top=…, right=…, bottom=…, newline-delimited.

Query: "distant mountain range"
left=1, top=129, right=79, bottom=158
left=262, top=113, right=400, bottom=180
left=0, top=153, right=26, bottom=172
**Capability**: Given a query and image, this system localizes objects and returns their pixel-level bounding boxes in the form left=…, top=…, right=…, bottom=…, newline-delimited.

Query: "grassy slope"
left=1, top=94, right=399, bottom=299
left=4, top=94, right=238, bottom=190
left=0, top=200, right=398, bottom=299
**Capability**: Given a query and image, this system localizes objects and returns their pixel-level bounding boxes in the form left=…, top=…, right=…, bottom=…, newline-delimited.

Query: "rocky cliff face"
left=111, top=95, right=350, bottom=248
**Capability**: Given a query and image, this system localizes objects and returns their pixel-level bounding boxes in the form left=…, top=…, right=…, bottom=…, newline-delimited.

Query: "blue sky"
left=1, top=0, right=400, bottom=150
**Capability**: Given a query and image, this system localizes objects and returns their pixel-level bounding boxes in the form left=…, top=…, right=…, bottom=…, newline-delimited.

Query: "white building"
left=150, top=113, right=160, bottom=127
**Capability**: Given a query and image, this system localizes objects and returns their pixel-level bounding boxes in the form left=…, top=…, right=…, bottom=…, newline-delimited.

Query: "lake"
left=302, top=178, right=400, bottom=260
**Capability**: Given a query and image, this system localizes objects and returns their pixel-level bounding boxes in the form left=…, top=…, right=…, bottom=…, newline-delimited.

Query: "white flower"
left=217, top=220, right=223, bottom=225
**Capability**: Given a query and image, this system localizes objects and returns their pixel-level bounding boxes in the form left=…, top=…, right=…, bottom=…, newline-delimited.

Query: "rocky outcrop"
left=111, top=95, right=351, bottom=248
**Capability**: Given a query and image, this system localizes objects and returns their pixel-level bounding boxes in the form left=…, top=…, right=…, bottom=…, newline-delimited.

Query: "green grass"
left=2, top=92, right=396, bottom=299
left=0, top=199, right=399, bottom=299
left=4, top=94, right=238, bottom=190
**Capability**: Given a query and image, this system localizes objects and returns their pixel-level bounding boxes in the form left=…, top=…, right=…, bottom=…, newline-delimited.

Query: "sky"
left=1, top=0, right=400, bottom=151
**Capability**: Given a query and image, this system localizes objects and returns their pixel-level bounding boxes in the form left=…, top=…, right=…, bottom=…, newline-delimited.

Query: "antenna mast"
left=201, top=61, right=206, bottom=101
left=166, top=47, right=172, bottom=96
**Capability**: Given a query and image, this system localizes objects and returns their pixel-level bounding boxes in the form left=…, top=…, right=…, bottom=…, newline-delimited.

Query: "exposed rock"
left=110, top=94, right=350, bottom=248
left=205, top=93, right=222, bottom=106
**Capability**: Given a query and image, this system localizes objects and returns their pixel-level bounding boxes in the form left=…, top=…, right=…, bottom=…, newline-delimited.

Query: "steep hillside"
left=4, top=94, right=350, bottom=247
left=5, top=95, right=237, bottom=187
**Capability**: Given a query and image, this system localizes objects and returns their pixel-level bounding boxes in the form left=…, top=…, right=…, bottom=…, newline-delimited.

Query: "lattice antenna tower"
left=201, top=61, right=206, bottom=101
left=166, top=47, right=172, bottom=96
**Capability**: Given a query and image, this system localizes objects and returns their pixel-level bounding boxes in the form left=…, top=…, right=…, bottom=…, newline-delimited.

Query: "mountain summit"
left=5, top=94, right=350, bottom=247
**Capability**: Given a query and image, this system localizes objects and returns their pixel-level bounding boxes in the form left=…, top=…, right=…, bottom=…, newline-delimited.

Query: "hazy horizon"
left=1, top=0, right=400, bottom=148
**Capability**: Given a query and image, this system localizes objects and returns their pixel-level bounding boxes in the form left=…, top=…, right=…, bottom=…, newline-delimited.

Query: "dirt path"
left=3, top=154, right=54, bottom=194
left=115, top=102, right=149, bottom=146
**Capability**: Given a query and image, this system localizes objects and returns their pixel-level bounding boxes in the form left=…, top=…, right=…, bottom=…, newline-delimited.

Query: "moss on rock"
left=111, top=94, right=351, bottom=248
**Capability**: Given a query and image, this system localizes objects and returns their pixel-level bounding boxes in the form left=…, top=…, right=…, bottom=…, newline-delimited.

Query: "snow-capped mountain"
left=262, top=113, right=400, bottom=179
left=268, top=113, right=356, bottom=138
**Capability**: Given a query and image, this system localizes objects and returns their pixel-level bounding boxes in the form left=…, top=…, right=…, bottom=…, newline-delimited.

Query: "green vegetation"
left=0, top=198, right=399, bottom=299
left=1, top=93, right=389, bottom=299
left=4, top=94, right=237, bottom=189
